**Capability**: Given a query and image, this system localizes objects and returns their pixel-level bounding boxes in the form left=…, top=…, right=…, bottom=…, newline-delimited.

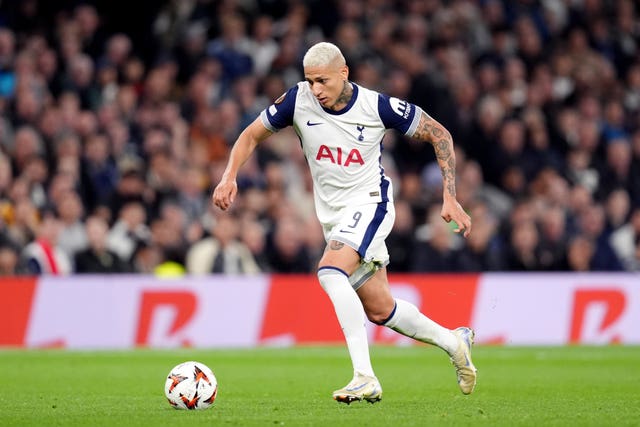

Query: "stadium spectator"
left=73, top=4, right=105, bottom=61
left=456, top=159, right=512, bottom=221
left=186, top=213, right=259, bottom=275
left=247, top=15, right=279, bottom=78
left=10, top=126, right=44, bottom=179
left=0, top=242, right=19, bottom=275
left=176, top=165, right=208, bottom=224
left=537, top=205, right=570, bottom=271
left=188, top=104, right=230, bottom=164
left=106, top=201, right=151, bottom=263
left=4, top=183, right=39, bottom=247
left=0, top=27, right=16, bottom=99
left=629, top=131, right=640, bottom=205
left=505, top=219, right=543, bottom=271
left=55, top=189, right=87, bottom=258
left=103, top=166, right=151, bottom=223
left=63, top=53, right=100, bottom=110
left=577, top=203, right=624, bottom=271
left=238, top=216, right=270, bottom=272
left=265, top=214, right=313, bottom=273
left=597, top=137, right=638, bottom=202
left=455, top=199, right=506, bottom=271
left=20, top=209, right=72, bottom=275
left=206, top=13, right=253, bottom=90
left=411, top=207, right=460, bottom=272
left=604, top=188, right=632, bottom=233
left=385, top=199, right=416, bottom=273
left=563, top=234, right=596, bottom=272
left=609, top=207, right=640, bottom=271
left=74, top=215, right=131, bottom=273
left=81, top=132, right=118, bottom=210
left=126, top=240, right=160, bottom=274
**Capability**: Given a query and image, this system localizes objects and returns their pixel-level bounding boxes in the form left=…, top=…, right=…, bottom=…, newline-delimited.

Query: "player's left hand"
left=441, top=196, right=472, bottom=238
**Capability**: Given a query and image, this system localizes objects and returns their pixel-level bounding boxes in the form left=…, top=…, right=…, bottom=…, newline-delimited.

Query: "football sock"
left=383, top=298, right=458, bottom=354
left=318, top=267, right=375, bottom=377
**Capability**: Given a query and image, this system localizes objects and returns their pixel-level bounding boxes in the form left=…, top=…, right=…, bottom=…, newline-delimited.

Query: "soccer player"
left=213, top=42, right=476, bottom=403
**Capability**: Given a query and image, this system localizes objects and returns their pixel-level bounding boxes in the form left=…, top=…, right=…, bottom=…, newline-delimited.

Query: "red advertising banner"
left=1, top=277, right=37, bottom=346
left=472, top=273, right=640, bottom=345
left=1, top=273, right=638, bottom=348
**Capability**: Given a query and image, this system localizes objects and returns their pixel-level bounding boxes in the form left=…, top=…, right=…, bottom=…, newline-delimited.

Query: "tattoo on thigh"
left=329, top=240, right=345, bottom=250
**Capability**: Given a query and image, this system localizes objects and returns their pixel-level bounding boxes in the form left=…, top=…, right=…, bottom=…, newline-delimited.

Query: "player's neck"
left=330, top=81, right=353, bottom=111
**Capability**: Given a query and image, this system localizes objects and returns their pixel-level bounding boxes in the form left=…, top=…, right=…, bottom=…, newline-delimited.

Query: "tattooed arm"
left=411, top=111, right=472, bottom=237
left=412, top=111, right=457, bottom=197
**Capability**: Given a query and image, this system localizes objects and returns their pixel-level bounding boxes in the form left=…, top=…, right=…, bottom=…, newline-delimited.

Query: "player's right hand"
left=441, top=196, right=472, bottom=238
left=212, top=179, right=238, bottom=211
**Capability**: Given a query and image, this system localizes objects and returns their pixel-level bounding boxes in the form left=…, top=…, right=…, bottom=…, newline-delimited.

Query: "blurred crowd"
left=0, top=0, right=639, bottom=276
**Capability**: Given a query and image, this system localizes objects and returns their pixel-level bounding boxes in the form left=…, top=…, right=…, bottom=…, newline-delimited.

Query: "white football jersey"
left=260, top=82, right=422, bottom=225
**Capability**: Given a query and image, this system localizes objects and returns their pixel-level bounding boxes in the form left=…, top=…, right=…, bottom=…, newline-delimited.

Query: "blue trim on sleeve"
left=406, top=106, right=423, bottom=136
left=263, top=85, right=298, bottom=130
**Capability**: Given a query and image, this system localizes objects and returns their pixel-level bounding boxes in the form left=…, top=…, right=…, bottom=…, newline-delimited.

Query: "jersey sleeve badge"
left=274, top=92, right=287, bottom=105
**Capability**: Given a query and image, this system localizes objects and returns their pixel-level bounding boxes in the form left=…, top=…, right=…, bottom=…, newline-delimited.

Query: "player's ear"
left=341, top=65, right=349, bottom=80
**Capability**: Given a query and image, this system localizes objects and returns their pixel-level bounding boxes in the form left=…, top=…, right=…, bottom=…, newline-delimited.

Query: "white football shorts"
left=322, top=200, right=395, bottom=266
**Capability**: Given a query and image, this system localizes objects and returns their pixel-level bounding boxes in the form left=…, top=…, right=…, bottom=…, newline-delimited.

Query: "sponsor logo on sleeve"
left=389, top=97, right=411, bottom=119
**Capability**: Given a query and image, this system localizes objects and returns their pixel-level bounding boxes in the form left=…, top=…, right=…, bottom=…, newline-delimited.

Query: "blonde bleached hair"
left=302, top=42, right=346, bottom=68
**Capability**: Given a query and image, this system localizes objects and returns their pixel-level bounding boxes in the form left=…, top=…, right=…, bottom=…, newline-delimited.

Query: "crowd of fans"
left=0, top=0, right=639, bottom=276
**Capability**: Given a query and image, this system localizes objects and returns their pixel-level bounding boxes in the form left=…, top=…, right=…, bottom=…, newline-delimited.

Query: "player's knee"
left=317, top=265, right=349, bottom=292
left=366, top=306, right=395, bottom=325
left=317, top=265, right=348, bottom=277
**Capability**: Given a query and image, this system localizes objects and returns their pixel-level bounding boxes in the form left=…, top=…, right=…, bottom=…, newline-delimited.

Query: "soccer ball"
left=164, top=361, right=218, bottom=410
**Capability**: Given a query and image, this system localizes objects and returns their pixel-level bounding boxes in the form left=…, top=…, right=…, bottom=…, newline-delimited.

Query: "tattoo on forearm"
left=414, top=113, right=456, bottom=197
left=329, top=240, right=345, bottom=250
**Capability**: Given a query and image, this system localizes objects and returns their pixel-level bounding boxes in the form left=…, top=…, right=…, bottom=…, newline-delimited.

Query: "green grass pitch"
left=1, top=345, right=639, bottom=426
